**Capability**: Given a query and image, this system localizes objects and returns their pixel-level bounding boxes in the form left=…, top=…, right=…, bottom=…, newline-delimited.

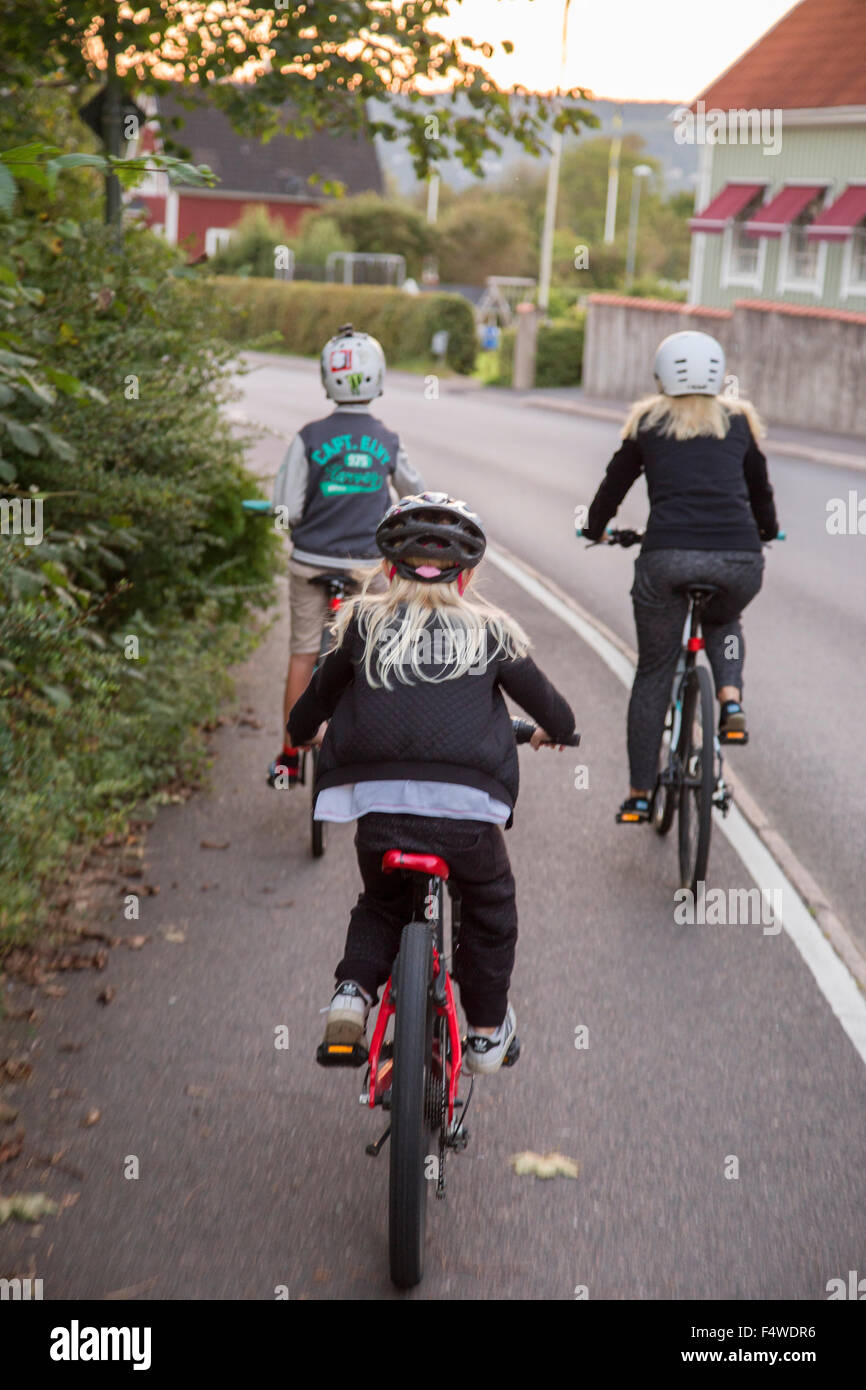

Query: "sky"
left=435, top=0, right=799, bottom=102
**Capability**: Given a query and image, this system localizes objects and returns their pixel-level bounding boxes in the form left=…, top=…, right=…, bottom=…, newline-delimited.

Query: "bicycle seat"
left=675, top=583, right=721, bottom=603
left=382, top=850, right=450, bottom=880
left=306, top=571, right=358, bottom=591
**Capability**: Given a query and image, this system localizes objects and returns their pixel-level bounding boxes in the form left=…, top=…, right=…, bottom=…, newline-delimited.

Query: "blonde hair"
left=331, top=561, right=530, bottom=689
left=621, top=393, right=765, bottom=443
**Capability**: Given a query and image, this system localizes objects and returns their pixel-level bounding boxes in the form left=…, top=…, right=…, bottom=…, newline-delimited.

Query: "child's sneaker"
left=463, top=1004, right=518, bottom=1075
left=316, top=982, right=372, bottom=1068
left=267, top=748, right=300, bottom=787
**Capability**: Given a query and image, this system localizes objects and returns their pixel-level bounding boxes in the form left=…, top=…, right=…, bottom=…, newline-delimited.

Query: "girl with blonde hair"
left=288, top=492, right=576, bottom=1074
left=582, top=331, right=779, bottom=823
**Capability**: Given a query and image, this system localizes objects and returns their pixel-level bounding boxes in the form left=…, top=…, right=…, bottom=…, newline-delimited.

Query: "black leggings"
left=337, top=812, right=517, bottom=1027
left=628, top=548, right=764, bottom=790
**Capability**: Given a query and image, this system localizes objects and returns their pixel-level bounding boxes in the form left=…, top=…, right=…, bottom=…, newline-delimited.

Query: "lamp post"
left=625, top=164, right=652, bottom=288
left=537, top=0, right=572, bottom=316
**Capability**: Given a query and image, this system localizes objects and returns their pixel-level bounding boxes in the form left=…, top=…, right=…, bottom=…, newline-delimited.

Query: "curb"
left=519, top=394, right=866, bottom=474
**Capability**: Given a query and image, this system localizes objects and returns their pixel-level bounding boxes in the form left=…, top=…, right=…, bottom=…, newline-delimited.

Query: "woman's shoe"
left=719, top=701, right=749, bottom=744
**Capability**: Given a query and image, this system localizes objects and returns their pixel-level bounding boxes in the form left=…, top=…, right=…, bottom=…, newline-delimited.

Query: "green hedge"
left=210, top=279, right=477, bottom=375
left=535, top=315, right=585, bottom=388
left=482, top=314, right=584, bottom=388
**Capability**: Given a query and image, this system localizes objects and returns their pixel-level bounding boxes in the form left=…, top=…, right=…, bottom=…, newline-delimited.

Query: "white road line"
left=487, top=543, right=866, bottom=1068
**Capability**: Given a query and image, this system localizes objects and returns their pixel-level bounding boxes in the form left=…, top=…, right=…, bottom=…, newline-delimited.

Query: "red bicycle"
left=318, top=717, right=579, bottom=1289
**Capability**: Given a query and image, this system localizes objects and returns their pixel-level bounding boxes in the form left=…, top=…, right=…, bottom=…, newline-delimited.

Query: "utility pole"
left=103, top=11, right=122, bottom=228
left=537, top=0, right=572, bottom=316
left=625, top=164, right=652, bottom=287
left=603, top=106, right=623, bottom=244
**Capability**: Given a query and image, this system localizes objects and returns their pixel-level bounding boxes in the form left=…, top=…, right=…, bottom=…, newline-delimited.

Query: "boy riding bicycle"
left=287, top=493, right=576, bottom=1074
left=268, top=324, right=424, bottom=785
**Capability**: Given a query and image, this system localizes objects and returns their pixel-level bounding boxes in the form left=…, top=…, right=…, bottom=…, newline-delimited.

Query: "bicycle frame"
left=366, top=863, right=464, bottom=1128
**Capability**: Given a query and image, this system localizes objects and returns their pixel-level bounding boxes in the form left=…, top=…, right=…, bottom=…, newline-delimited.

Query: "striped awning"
left=689, top=182, right=765, bottom=233
left=806, top=185, right=866, bottom=240
left=744, top=184, right=825, bottom=238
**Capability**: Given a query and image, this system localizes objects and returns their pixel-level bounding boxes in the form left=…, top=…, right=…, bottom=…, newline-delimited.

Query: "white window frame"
left=838, top=185, right=866, bottom=301
left=721, top=207, right=768, bottom=289
left=204, top=227, right=235, bottom=257
left=776, top=185, right=831, bottom=296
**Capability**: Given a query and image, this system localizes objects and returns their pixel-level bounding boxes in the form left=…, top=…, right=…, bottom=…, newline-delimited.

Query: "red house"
left=132, top=89, right=383, bottom=260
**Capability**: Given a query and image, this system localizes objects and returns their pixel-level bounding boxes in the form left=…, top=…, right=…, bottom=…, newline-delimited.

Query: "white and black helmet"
left=320, top=323, right=386, bottom=403
left=652, top=331, right=726, bottom=397
left=376, top=492, right=486, bottom=584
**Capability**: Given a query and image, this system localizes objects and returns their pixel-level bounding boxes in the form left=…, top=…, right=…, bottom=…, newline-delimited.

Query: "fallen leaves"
left=162, top=927, right=186, bottom=944
left=81, top=1108, right=101, bottom=1128
left=0, top=1059, right=32, bottom=1084
left=0, top=1191, right=57, bottom=1224
left=508, top=1150, right=580, bottom=1180
left=0, top=1130, right=24, bottom=1164
left=124, top=935, right=148, bottom=950
left=97, top=986, right=115, bottom=1006
left=0, top=1101, right=19, bottom=1124
left=200, top=840, right=230, bottom=851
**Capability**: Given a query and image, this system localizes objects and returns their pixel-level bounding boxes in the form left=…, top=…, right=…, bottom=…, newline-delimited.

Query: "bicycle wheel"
left=389, top=920, right=434, bottom=1289
left=310, top=748, right=326, bottom=858
left=653, top=710, right=677, bottom=837
left=677, top=666, right=714, bottom=892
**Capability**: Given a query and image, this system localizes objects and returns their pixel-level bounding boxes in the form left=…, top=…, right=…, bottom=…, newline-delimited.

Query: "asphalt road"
left=2, top=356, right=864, bottom=1302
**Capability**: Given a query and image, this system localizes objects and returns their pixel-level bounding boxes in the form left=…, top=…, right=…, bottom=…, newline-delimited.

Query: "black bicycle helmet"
left=376, top=492, right=486, bottom=583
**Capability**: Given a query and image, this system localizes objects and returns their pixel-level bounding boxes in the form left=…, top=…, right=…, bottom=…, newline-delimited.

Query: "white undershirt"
left=315, top=780, right=511, bottom=825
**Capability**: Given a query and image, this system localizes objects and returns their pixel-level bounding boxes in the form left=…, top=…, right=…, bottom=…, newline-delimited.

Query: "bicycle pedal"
left=502, top=1035, right=521, bottom=1068
left=316, top=1041, right=369, bottom=1068
left=719, top=730, right=748, bottom=744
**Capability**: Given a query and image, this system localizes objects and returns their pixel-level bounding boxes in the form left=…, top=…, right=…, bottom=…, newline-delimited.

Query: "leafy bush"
left=210, top=278, right=477, bottom=374
left=299, top=195, right=435, bottom=279
left=535, top=316, right=585, bottom=388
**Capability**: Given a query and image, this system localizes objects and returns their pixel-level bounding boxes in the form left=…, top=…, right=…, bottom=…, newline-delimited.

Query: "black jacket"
left=288, top=612, right=576, bottom=818
left=585, top=411, right=778, bottom=551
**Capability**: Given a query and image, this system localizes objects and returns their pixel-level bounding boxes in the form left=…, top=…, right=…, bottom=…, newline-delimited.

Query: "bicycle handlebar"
left=578, top=526, right=786, bottom=547
left=511, top=716, right=580, bottom=748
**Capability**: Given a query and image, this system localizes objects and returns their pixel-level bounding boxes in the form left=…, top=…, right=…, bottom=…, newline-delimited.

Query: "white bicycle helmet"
left=321, top=323, right=386, bottom=403
left=652, top=331, right=726, bottom=397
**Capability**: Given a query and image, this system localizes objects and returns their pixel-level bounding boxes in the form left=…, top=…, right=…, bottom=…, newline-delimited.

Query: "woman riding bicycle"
left=580, top=331, right=778, bottom=824
left=287, top=493, right=576, bottom=1074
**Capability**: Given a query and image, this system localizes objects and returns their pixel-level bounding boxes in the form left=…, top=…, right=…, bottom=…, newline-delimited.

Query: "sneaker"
left=267, top=748, right=300, bottom=787
left=463, top=1004, right=518, bottom=1075
left=719, top=701, right=748, bottom=745
left=317, top=981, right=372, bottom=1066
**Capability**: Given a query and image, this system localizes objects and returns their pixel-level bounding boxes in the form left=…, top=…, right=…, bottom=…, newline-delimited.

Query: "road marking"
left=487, top=543, right=866, bottom=1068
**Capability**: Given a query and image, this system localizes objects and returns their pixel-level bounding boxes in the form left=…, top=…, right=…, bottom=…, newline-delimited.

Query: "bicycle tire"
left=389, top=920, right=434, bottom=1289
left=653, top=715, right=677, bottom=837
left=677, top=666, right=714, bottom=892
left=310, top=748, right=326, bottom=858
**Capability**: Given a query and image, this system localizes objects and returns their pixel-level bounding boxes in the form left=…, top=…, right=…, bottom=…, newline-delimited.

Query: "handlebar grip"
left=511, top=717, right=580, bottom=748
left=242, top=500, right=273, bottom=513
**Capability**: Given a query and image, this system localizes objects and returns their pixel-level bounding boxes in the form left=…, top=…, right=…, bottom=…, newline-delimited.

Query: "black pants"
left=628, top=548, right=765, bottom=790
left=336, top=812, right=517, bottom=1027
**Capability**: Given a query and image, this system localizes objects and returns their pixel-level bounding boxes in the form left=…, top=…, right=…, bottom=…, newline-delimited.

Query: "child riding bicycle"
left=287, top=493, right=576, bottom=1074
left=268, top=324, right=424, bottom=786
left=580, top=331, right=779, bottom=825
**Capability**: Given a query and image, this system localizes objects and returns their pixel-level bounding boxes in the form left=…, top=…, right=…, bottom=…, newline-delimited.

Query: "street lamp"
left=625, top=164, right=652, bottom=288
left=537, top=0, right=573, bottom=316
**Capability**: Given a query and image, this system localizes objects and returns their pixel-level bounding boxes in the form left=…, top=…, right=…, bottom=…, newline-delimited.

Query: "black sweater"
left=585, top=411, right=778, bottom=551
left=288, top=613, right=576, bottom=817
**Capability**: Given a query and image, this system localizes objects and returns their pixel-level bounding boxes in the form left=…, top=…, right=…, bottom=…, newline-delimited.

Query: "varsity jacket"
left=272, top=403, right=424, bottom=569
